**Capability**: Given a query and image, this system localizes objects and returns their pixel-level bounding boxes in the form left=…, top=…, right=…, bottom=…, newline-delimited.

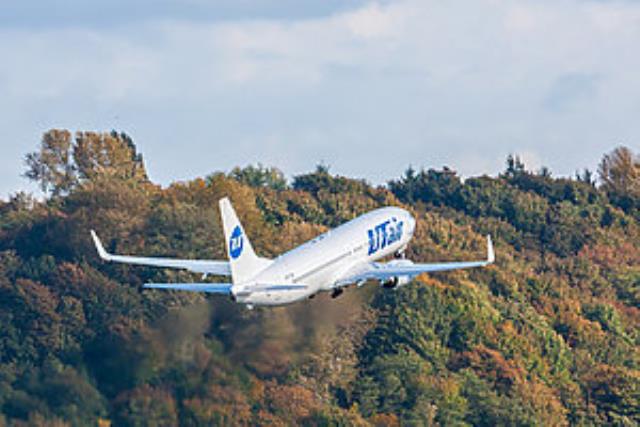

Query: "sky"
left=1, top=0, right=639, bottom=198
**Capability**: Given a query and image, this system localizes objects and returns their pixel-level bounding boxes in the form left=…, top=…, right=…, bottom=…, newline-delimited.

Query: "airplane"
left=91, top=197, right=494, bottom=308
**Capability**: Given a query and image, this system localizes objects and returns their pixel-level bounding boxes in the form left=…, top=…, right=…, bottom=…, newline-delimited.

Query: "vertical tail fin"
left=219, top=197, right=271, bottom=284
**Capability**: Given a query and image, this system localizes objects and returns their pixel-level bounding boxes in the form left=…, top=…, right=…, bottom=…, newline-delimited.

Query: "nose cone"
left=404, top=212, right=416, bottom=238
left=406, top=214, right=416, bottom=236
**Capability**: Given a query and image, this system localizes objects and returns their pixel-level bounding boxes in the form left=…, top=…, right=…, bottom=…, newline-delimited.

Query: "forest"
left=0, top=130, right=638, bottom=426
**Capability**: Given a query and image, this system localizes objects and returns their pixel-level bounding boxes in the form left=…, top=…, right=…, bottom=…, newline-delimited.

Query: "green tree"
left=598, top=146, right=640, bottom=213
left=73, top=131, right=148, bottom=182
left=24, top=130, right=77, bottom=196
left=229, top=164, right=287, bottom=191
left=598, top=146, right=639, bottom=197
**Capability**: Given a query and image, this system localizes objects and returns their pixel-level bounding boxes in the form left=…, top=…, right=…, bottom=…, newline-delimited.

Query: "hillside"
left=0, top=130, right=638, bottom=426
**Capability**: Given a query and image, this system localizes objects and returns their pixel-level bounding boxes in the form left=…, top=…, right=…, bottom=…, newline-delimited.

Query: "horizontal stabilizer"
left=143, top=283, right=233, bottom=293
left=251, top=284, right=307, bottom=292
left=231, top=283, right=308, bottom=297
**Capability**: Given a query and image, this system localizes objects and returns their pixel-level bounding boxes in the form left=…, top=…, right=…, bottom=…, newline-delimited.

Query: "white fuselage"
left=234, top=207, right=416, bottom=306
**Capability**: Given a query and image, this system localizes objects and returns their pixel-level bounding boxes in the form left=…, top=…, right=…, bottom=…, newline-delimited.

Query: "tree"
left=598, top=147, right=639, bottom=194
left=504, top=154, right=526, bottom=178
left=576, top=169, right=595, bottom=186
left=24, top=130, right=77, bottom=196
left=598, top=146, right=639, bottom=212
left=24, top=130, right=148, bottom=197
left=539, top=166, right=552, bottom=178
left=388, top=167, right=461, bottom=207
left=7, top=135, right=640, bottom=425
left=112, top=385, right=178, bottom=427
left=229, top=164, right=287, bottom=190
left=73, top=131, right=148, bottom=182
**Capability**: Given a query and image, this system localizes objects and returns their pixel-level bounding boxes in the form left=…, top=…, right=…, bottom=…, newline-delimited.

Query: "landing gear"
left=383, top=277, right=399, bottom=289
left=331, top=288, right=344, bottom=299
left=308, top=293, right=316, bottom=300
left=394, top=249, right=406, bottom=259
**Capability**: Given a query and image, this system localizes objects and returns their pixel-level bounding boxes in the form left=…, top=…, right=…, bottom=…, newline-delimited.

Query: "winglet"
left=90, top=230, right=111, bottom=261
left=487, top=235, right=495, bottom=264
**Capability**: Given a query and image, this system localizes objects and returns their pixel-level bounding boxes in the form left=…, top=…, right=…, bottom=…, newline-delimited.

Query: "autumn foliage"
left=0, top=131, right=638, bottom=425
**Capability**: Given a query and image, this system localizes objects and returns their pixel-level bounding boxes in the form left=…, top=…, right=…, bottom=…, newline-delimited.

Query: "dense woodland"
left=0, top=130, right=638, bottom=426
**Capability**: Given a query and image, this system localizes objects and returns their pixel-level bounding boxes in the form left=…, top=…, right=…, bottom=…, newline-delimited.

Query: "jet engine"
left=382, top=276, right=410, bottom=289
left=381, top=259, right=414, bottom=289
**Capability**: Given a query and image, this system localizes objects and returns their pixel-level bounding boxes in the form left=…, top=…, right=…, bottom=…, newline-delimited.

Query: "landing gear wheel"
left=394, top=250, right=406, bottom=259
left=383, top=277, right=399, bottom=289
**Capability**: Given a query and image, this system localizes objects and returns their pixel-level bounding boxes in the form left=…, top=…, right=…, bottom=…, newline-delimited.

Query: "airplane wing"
left=143, top=283, right=233, bottom=293
left=338, top=235, right=495, bottom=285
left=91, top=230, right=231, bottom=276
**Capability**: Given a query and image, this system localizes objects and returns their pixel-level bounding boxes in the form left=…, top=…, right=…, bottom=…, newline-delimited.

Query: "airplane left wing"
left=338, top=235, right=495, bottom=285
left=91, top=230, right=231, bottom=276
left=143, top=283, right=233, bottom=293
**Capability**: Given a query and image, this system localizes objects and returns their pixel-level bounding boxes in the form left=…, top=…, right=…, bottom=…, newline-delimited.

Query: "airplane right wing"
left=338, top=235, right=495, bottom=286
left=91, top=230, right=231, bottom=276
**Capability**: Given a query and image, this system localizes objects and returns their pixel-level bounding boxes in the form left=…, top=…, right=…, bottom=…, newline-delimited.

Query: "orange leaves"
left=582, top=364, right=640, bottom=418
left=415, top=274, right=455, bottom=293
left=512, top=380, right=569, bottom=426
left=369, top=412, right=401, bottom=427
left=451, top=344, right=526, bottom=393
left=73, top=131, right=148, bottom=182
left=10, top=279, right=63, bottom=353
left=7, top=138, right=640, bottom=425
left=113, top=385, right=178, bottom=426
left=14, top=278, right=59, bottom=315
left=264, top=381, right=321, bottom=421
left=579, top=242, right=640, bottom=268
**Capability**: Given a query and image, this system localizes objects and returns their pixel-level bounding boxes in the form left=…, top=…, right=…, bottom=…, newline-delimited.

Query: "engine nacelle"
left=382, top=276, right=411, bottom=289
left=381, top=259, right=414, bottom=289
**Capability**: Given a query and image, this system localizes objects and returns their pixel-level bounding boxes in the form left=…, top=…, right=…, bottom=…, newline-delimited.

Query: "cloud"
left=0, top=0, right=373, bottom=29
left=342, top=2, right=405, bottom=39
left=1, top=0, right=640, bottom=197
left=543, top=73, right=600, bottom=111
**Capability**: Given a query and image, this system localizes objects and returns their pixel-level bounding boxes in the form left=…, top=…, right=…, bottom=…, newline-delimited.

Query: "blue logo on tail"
left=229, top=226, right=244, bottom=259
